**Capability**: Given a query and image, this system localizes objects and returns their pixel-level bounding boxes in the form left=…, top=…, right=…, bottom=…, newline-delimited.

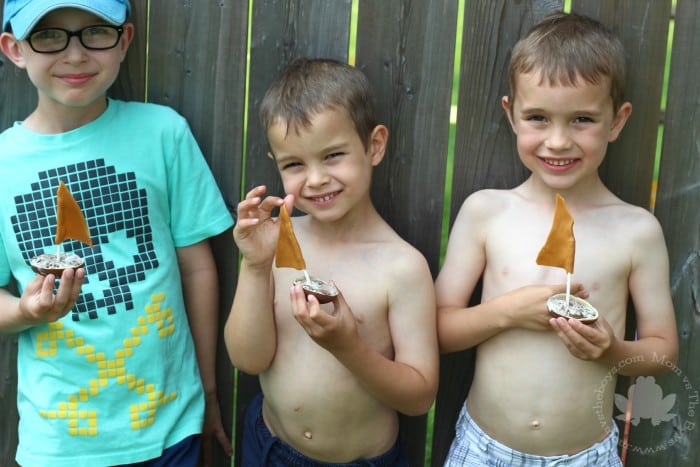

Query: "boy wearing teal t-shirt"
left=0, top=1, right=233, bottom=465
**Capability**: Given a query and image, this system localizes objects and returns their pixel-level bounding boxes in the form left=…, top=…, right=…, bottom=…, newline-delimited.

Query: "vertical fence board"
left=356, top=0, right=457, bottom=276
left=145, top=0, right=247, bottom=207
left=634, top=0, right=700, bottom=465
left=355, top=1, right=457, bottom=464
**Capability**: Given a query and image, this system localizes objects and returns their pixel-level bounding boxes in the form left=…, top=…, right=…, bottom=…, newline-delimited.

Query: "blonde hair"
left=507, top=12, right=626, bottom=114
left=260, top=58, right=378, bottom=151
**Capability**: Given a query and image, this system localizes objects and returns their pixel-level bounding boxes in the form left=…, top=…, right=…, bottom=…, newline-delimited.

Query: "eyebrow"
left=518, top=106, right=603, bottom=117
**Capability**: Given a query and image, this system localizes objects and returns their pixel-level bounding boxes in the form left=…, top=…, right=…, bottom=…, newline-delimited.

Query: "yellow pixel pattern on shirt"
left=35, top=292, right=177, bottom=436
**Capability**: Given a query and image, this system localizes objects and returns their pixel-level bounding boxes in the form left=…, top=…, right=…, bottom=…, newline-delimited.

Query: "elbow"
left=436, top=326, right=464, bottom=354
left=407, top=395, right=436, bottom=417
left=230, top=360, right=266, bottom=376
left=656, top=344, right=679, bottom=375
left=657, top=332, right=680, bottom=373
left=436, top=320, right=450, bottom=354
left=225, top=341, right=272, bottom=375
left=438, top=339, right=458, bottom=354
left=402, top=377, right=438, bottom=416
left=224, top=346, right=272, bottom=376
left=223, top=324, right=272, bottom=375
left=436, top=308, right=465, bottom=354
left=403, top=395, right=436, bottom=417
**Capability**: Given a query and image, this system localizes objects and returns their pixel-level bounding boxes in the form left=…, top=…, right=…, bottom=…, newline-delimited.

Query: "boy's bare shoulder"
left=597, top=197, right=664, bottom=239
left=456, top=188, right=518, bottom=222
left=381, top=223, right=431, bottom=270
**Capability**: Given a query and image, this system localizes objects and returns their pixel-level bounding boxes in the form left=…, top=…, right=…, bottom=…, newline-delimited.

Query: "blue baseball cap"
left=3, top=0, right=131, bottom=40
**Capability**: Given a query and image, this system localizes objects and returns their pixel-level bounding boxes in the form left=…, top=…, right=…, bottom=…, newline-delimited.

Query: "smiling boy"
left=225, top=58, right=438, bottom=466
left=0, top=1, right=233, bottom=465
left=436, top=12, right=678, bottom=466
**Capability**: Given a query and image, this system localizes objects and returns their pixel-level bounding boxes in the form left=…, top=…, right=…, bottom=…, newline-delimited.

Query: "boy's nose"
left=306, top=165, right=330, bottom=186
left=63, top=36, right=89, bottom=60
left=544, top=125, right=573, bottom=151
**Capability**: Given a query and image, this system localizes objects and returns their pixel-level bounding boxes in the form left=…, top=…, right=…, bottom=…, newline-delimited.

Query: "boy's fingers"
left=259, top=196, right=285, bottom=214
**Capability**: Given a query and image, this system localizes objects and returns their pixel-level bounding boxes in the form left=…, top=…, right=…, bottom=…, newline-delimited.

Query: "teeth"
left=313, top=194, right=334, bottom=202
left=546, top=159, right=573, bottom=166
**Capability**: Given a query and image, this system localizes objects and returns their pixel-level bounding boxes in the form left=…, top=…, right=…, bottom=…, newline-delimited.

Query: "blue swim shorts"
left=444, top=404, right=623, bottom=466
left=242, top=393, right=409, bottom=466
left=115, top=434, right=201, bottom=466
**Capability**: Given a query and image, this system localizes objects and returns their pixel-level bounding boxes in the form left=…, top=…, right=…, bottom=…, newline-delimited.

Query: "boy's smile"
left=505, top=71, right=631, bottom=194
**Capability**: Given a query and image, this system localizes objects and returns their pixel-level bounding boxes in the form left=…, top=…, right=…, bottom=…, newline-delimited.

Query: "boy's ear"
left=501, top=96, right=515, bottom=131
left=0, top=32, right=27, bottom=69
left=368, top=125, right=388, bottom=166
left=117, top=23, right=136, bottom=62
left=609, top=102, right=632, bottom=142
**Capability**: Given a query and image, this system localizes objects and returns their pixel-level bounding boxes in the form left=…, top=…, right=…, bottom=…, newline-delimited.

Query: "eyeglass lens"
left=29, top=25, right=122, bottom=53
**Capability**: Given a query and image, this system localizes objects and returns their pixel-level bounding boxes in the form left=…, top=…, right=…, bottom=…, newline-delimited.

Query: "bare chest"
left=272, top=262, right=393, bottom=355
left=484, top=213, right=632, bottom=291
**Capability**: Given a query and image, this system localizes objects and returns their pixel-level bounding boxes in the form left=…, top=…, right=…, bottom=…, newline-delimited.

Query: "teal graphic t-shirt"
left=0, top=100, right=233, bottom=466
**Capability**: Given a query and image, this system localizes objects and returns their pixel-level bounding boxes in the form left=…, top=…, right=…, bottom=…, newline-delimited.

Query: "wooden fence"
left=1, top=1, right=698, bottom=466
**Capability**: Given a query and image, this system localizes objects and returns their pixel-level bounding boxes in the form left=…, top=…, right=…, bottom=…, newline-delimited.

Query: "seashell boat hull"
left=30, top=253, right=84, bottom=276
left=547, top=293, right=599, bottom=323
left=294, top=277, right=338, bottom=304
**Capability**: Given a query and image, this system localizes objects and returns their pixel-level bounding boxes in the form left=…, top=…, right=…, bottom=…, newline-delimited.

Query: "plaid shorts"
left=444, top=404, right=623, bottom=466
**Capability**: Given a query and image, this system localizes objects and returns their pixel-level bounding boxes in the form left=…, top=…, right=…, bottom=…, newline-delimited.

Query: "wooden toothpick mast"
left=536, top=194, right=575, bottom=305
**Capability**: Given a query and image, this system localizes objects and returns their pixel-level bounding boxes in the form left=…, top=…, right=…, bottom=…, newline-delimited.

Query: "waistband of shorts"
left=457, top=403, right=619, bottom=465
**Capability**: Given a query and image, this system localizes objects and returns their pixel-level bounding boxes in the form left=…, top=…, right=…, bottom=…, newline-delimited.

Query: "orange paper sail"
left=536, top=194, right=575, bottom=273
left=55, top=181, right=93, bottom=247
left=275, top=204, right=306, bottom=270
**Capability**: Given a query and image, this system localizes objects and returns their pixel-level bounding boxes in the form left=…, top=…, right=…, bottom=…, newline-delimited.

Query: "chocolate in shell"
left=30, top=252, right=84, bottom=276
left=294, top=277, right=338, bottom=304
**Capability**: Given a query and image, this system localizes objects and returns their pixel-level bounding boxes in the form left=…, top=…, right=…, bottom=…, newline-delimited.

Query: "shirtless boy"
left=225, top=58, right=438, bottom=466
left=436, top=12, right=678, bottom=466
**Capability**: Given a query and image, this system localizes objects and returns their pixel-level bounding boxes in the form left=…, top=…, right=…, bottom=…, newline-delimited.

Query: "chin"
left=307, top=206, right=347, bottom=223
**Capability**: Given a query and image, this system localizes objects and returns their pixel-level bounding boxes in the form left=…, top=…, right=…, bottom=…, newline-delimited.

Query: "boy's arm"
left=292, top=249, right=438, bottom=416
left=224, top=257, right=277, bottom=374
left=177, top=240, right=233, bottom=459
left=0, top=269, right=84, bottom=333
left=435, top=193, right=496, bottom=352
left=553, top=215, right=678, bottom=374
left=224, top=186, right=289, bottom=374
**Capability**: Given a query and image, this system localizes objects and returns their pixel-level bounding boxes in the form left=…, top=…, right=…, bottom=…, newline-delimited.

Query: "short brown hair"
left=260, top=58, right=378, bottom=151
left=507, top=12, right=626, bottom=114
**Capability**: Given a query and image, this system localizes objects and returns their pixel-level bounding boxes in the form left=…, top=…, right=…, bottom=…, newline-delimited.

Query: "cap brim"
left=8, top=0, right=129, bottom=40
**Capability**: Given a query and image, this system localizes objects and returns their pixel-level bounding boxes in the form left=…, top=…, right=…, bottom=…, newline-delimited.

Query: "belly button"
left=304, top=431, right=312, bottom=439
left=530, top=420, right=541, bottom=430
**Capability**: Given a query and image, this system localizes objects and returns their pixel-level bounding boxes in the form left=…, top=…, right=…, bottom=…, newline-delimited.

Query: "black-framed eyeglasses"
left=27, top=25, right=124, bottom=53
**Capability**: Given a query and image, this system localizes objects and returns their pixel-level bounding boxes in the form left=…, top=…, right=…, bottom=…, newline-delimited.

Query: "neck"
left=24, top=96, right=109, bottom=134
